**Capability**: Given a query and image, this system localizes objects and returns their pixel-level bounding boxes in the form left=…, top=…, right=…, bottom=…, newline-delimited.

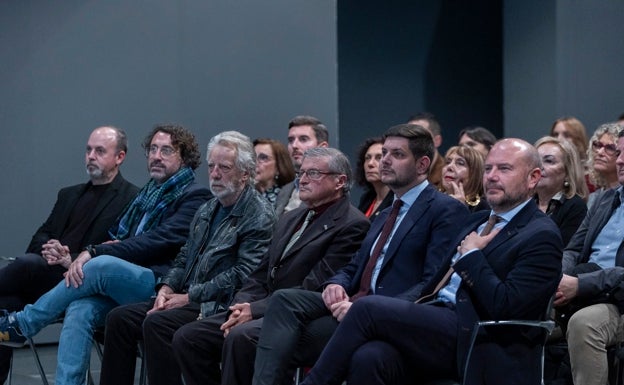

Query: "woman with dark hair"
left=534, top=136, right=587, bottom=245
left=355, top=138, right=392, bottom=220
left=440, top=145, right=490, bottom=212
left=457, top=126, right=497, bottom=157
left=253, top=139, right=295, bottom=207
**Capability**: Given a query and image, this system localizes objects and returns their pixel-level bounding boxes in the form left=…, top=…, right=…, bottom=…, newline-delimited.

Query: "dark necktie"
left=352, top=199, right=403, bottom=300
left=281, top=210, right=315, bottom=259
left=416, top=214, right=501, bottom=303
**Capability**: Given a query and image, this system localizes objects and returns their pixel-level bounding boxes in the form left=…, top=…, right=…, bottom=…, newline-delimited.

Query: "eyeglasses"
left=256, top=153, right=274, bottom=163
left=296, top=169, right=339, bottom=180
left=145, top=145, right=178, bottom=158
left=592, top=140, right=620, bottom=156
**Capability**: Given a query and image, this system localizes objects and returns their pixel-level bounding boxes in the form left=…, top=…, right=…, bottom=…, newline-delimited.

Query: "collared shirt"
left=437, top=198, right=532, bottom=304
left=588, top=186, right=624, bottom=268
left=369, top=180, right=429, bottom=292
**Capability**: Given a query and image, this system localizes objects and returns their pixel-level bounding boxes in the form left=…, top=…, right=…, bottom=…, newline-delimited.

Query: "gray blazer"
left=274, top=181, right=297, bottom=218
left=562, top=188, right=624, bottom=301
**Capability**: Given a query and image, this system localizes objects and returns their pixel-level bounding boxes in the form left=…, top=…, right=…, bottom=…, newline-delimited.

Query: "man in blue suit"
left=249, top=123, right=470, bottom=385
left=297, top=138, right=563, bottom=385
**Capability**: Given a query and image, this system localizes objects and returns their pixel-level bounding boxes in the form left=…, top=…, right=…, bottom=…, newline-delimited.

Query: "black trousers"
left=0, top=253, right=66, bottom=382
left=100, top=300, right=200, bottom=385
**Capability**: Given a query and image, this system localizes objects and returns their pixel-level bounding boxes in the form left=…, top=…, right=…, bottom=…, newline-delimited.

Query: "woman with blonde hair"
left=586, top=123, right=622, bottom=208
left=439, top=145, right=489, bottom=212
left=534, top=136, right=587, bottom=245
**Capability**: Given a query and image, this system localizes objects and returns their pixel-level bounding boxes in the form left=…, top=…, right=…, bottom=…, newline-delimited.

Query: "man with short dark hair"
left=298, top=138, right=562, bottom=385
left=408, top=112, right=444, bottom=187
left=0, top=126, right=138, bottom=382
left=99, top=131, right=277, bottom=385
left=557, top=128, right=624, bottom=385
left=171, top=147, right=371, bottom=385
left=250, top=124, right=470, bottom=385
left=0, top=124, right=211, bottom=384
left=274, top=115, right=329, bottom=216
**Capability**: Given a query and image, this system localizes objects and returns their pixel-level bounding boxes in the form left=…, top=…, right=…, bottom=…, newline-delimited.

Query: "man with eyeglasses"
left=247, top=124, right=469, bottom=385
left=0, top=124, right=211, bottom=384
left=0, top=126, right=139, bottom=383
left=274, top=115, right=329, bottom=217
left=150, top=147, right=371, bottom=385
left=556, top=126, right=624, bottom=385
left=98, top=131, right=279, bottom=385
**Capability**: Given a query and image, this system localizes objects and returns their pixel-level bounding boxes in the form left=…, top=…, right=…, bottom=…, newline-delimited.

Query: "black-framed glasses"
left=145, top=145, right=178, bottom=158
left=296, top=169, right=339, bottom=180
left=592, top=140, right=620, bottom=156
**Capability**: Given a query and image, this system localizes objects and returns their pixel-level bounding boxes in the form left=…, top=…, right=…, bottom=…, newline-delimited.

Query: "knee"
left=270, top=289, right=300, bottom=308
left=225, top=322, right=258, bottom=346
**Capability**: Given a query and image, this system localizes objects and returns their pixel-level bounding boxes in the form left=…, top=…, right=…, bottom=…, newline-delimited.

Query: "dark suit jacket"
left=357, top=189, right=394, bottom=222
left=544, top=193, right=587, bottom=246
left=562, top=188, right=624, bottom=302
left=26, top=172, right=139, bottom=258
left=421, top=200, right=563, bottom=384
left=274, top=181, right=297, bottom=218
left=93, top=182, right=212, bottom=277
left=232, top=196, right=370, bottom=317
left=327, top=184, right=469, bottom=301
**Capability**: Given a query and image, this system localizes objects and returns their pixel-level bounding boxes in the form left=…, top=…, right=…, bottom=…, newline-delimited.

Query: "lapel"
left=586, top=189, right=617, bottom=249
left=481, top=200, right=537, bottom=257
left=278, top=199, right=346, bottom=262
left=379, top=185, right=434, bottom=270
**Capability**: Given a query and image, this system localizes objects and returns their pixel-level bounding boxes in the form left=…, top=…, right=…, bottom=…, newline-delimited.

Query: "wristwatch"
left=85, top=245, right=97, bottom=258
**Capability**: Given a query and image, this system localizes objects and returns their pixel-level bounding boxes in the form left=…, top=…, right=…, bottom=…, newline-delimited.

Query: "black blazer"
left=421, top=200, right=563, bottom=384
left=232, top=196, right=370, bottom=317
left=543, top=193, right=587, bottom=246
left=328, top=184, right=470, bottom=301
left=356, top=189, right=394, bottom=222
left=26, top=172, right=139, bottom=258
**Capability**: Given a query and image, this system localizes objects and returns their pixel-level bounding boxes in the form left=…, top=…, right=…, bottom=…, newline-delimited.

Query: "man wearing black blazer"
left=250, top=124, right=470, bottom=385
left=0, top=126, right=138, bottom=382
left=558, top=128, right=624, bottom=385
left=297, top=138, right=563, bottom=385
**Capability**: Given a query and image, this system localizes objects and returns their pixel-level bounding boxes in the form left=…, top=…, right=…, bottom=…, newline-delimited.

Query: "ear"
left=318, top=141, right=329, bottom=148
left=527, top=167, right=542, bottom=189
left=334, top=174, right=347, bottom=192
left=416, top=156, right=432, bottom=175
left=115, top=151, right=126, bottom=166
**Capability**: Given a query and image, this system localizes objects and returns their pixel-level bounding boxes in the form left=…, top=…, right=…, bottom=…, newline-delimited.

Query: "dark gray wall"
left=0, top=1, right=338, bottom=257
left=337, top=0, right=503, bottom=193
left=503, top=1, right=624, bottom=142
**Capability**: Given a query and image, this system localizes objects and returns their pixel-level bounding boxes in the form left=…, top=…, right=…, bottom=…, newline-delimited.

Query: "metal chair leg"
left=26, top=337, right=49, bottom=385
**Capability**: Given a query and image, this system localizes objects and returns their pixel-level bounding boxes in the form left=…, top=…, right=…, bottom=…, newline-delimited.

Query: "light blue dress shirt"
left=369, top=180, right=429, bottom=292
left=588, top=187, right=624, bottom=268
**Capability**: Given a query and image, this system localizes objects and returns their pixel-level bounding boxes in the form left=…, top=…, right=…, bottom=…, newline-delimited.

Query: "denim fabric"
left=15, top=256, right=156, bottom=385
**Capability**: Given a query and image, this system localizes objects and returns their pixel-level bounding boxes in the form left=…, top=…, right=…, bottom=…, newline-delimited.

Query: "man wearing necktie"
left=298, top=138, right=563, bottom=385
left=250, top=124, right=470, bottom=385
left=167, top=147, right=370, bottom=385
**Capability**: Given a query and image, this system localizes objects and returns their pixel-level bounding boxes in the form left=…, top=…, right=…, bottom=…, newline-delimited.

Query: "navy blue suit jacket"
left=327, top=183, right=470, bottom=301
left=421, top=200, right=563, bottom=384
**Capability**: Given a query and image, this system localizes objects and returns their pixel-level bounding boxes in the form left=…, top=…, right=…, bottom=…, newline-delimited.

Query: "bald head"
left=483, top=138, right=541, bottom=213
left=85, top=126, right=127, bottom=185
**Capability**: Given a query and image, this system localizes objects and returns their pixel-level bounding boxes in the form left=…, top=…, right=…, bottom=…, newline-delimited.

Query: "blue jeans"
left=15, top=255, right=157, bottom=385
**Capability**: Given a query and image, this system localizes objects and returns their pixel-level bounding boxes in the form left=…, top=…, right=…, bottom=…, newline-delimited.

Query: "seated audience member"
left=275, top=115, right=329, bottom=216
left=617, top=113, right=624, bottom=127
left=534, top=136, right=588, bottom=245
left=355, top=137, right=393, bottom=220
left=556, top=128, right=624, bottom=385
left=0, top=124, right=211, bottom=384
left=298, top=138, right=563, bottom=385
left=127, top=147, right=371, bottom=385
left=99, top=131, right=277, bottom=385
left=249, top=124, right=470, bottom=385
left=253, top=138, right=295, bottom=207
left=0, top=126, right=139, bottom=382
left=586, top=123, right=622, bottom=209
left=550, top=116, right=593, bottom=193
left=457, top=125, right=497, bottom=157
left=408, top=112, right=445, bottom=188
left=440, top=145, right=490, bottom=212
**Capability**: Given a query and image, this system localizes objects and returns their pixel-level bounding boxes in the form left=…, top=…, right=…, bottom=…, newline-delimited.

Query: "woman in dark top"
left=355, top=138, right=392, bottom=221
left=440, top=145, right=490, bottom=212
left=253, top=138, right=295, bottom=207
left=534, top=136, right=588, bottom=245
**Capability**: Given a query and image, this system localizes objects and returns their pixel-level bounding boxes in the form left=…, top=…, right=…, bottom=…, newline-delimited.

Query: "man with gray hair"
left=172, top=147, right=371, bottom=385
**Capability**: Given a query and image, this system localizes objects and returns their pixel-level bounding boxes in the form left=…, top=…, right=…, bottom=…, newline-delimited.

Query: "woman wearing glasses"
left=253, top=139, right=295, bottom=207
left=586, top=123, right=622, bottom=209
